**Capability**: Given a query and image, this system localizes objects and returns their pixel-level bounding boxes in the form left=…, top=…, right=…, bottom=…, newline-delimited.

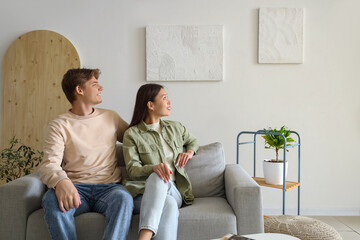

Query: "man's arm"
left=38, top=123, right=68, bottom=187
left=116, top=114, right=129, bottom=143
left=38, top=123, right=80, bottom=212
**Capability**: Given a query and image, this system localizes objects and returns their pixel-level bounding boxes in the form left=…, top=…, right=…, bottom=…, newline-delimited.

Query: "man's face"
left=80, top=76, right=103, bottom=105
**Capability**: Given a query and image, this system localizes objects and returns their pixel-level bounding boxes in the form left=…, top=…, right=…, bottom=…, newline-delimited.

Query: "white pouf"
left=264, top=215, right=342, bottom=240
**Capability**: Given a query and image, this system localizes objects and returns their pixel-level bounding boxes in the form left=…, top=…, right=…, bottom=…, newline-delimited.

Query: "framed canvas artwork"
left=258, top=8, right=304, bottom=64
left=146, top=25, right=223, bottom=81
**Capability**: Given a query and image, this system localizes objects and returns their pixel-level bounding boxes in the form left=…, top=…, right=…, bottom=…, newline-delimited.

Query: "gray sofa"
left=0, top=142, right=264, bottom=240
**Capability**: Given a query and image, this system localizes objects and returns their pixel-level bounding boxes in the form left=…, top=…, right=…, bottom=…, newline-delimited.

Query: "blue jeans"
left=42, top=183, right=133, bottom=240
left=134, top=173, right=182, bottom=240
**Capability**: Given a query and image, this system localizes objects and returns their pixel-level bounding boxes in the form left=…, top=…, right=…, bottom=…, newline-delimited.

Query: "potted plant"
left=0, top=136, right=43, bottom=183
left=262, top=126, right=295, bottom=185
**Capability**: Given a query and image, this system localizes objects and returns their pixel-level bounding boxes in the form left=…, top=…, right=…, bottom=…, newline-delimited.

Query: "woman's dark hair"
left=129, top=83, right=164, bottom=128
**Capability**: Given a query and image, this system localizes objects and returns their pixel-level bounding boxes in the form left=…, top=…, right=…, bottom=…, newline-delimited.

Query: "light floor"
left=307, top=216, right=360, bottom=240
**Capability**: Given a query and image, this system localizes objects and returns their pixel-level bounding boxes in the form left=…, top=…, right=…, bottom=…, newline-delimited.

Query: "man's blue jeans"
left=42, top=183, right=133, bottom=240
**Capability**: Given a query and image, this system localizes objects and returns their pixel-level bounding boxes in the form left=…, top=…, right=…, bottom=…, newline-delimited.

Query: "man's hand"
left=55, top=179, right=81, bottom=212
left=153, top=163, right=172, bottom=183
left=176, top=150, right=194, bottom=168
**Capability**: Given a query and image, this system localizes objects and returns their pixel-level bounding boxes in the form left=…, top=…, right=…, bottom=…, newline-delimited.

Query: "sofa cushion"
left=178, top=197, right=236, bottom=240
left=26, top=209, right=105, bottom=240
left=185, top=142, right=225, bottom=198
left=26, top=209, right=51, bottom=240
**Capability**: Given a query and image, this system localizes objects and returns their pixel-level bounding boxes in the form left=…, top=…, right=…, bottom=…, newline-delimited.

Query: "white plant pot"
left=263, top=160, right=288, bottom=185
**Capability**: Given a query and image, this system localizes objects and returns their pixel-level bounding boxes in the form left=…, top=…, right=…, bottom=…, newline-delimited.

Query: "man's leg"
left=93, top=183, right=133, bottom=240
left=42, top=187, right=91, bottom=240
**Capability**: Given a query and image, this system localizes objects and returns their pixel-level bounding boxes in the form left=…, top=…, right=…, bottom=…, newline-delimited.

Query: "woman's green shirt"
left=122, top=120, right=199, bottom=205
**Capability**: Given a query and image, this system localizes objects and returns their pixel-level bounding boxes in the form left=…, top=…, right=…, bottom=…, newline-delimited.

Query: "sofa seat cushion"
left=26, top=209, right=105, bottom=240
left=27, top=198, right=236, bottom=240
left=178, top=197, right=237, bottom=240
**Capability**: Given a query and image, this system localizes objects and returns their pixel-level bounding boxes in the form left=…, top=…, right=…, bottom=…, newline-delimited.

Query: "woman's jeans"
left=134, top=172, right=182, bottom=240
left=42, top=183, right=133, bottom=240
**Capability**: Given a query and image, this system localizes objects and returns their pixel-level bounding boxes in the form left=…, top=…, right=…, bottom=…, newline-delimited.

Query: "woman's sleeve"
left=123, top=131, right=154, bottom=180
left=181, top=123, right=199, bottom=153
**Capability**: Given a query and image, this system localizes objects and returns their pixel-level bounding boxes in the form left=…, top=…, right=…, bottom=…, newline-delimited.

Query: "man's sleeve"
left=38, top=123, right=69, bottom=189
left=116, top=114, right=129, bottom=143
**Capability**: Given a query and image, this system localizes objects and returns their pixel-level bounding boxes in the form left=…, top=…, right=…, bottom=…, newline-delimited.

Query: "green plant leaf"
left=0, top=137, right=43, bottom=182
left=263, top=126, right=296, bottom=159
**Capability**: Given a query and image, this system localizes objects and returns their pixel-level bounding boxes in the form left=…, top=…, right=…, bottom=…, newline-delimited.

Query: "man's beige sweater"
left=38, top=108, right=128, bottom=188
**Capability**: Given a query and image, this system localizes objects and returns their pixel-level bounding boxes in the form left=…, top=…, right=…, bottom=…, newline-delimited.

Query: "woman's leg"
left=152, top=195, right=180, bottom=240
left=139, top=173, right=169, bottom=236
left=153, top=181, right=182, bottom=240
left=139, top=173, right=182, bottom=240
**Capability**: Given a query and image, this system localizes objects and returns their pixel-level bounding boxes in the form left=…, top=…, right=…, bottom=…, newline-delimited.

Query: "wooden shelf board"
left=252, top=177, right=300, bottom=191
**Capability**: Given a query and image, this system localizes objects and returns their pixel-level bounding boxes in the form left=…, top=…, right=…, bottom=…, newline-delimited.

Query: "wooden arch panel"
left=1, top=30, right=80, bottom=151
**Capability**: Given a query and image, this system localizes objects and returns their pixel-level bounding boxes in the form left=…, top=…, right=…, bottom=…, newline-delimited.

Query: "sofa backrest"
left=185, top=142, right=225, bottom=198
left=116, top=144, right=128, bottom=179
left=116, top=142, right=225, bottom=198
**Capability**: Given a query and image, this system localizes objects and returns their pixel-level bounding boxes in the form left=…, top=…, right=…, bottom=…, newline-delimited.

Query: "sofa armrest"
left=225, top=164, right=264, bottom=235
left=0, top=172, right=46, bottom=240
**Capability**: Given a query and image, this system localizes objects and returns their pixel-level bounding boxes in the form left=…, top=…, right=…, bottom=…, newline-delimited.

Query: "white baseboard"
left=263, top=208, right=360, bottom=216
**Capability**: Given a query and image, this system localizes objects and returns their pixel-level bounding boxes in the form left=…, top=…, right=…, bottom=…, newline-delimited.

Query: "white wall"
left=1, top=0, right=359, bottom=215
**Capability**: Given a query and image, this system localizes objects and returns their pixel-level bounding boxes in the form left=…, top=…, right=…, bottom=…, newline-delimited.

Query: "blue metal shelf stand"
left=236, top=130, right=301, bottom=215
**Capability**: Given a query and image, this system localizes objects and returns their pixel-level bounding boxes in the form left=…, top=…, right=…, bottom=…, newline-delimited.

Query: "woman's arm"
left=182, top=123, right=199, bottom=153
left=176, top=150, right=194, bottom=168
left=123, top=132, right=154, bottom=180
left=176, top=123, right=199, bottom=168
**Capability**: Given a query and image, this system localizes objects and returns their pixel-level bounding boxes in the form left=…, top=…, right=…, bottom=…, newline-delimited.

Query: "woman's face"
left=149, top=88, right=171, bottom=118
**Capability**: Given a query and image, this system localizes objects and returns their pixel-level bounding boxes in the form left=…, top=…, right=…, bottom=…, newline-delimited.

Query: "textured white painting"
left=259, top=8, right=304, bottom=63
left=146, top=25, right=223, bottom=81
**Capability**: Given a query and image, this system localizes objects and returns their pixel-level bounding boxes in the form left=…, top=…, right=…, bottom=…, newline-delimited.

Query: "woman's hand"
left=153, top=163, right=172, bottom=183
left=176, top=150, right=194, bottom=168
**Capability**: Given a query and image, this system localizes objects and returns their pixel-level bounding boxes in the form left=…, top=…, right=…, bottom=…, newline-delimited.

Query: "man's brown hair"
left=61, top=68, right=100, bottom=104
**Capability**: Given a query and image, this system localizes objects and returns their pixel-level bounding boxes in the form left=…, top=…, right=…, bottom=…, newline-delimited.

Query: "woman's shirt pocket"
left=138, top=144, right=160, bottom=165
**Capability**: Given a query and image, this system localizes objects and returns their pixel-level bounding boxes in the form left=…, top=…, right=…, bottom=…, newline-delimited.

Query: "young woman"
left=123, top=83, right=199, bottom=240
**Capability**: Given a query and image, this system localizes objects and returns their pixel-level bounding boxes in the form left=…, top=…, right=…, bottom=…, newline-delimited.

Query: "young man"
left=38, top=68, right=133, bottom=240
